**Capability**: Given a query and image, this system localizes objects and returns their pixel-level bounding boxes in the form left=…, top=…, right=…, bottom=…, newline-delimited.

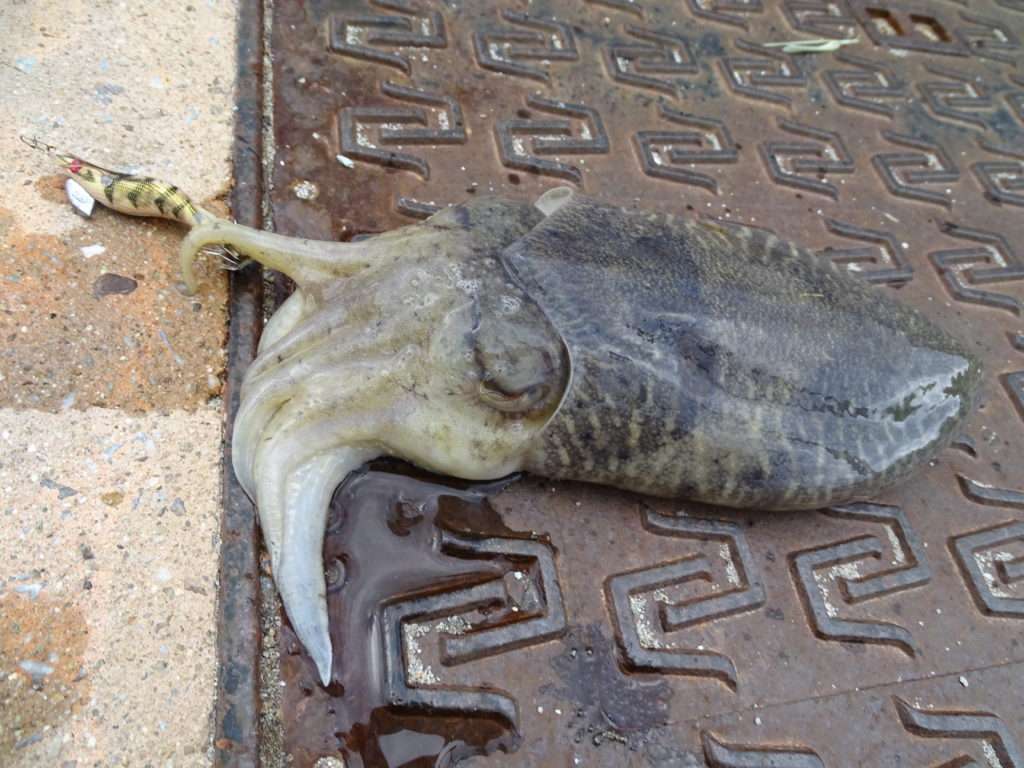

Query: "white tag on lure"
left=65, top=178, right=95, bottom=218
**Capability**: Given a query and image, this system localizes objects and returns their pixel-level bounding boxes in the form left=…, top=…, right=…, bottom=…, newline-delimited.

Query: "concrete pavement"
left=1, top=1, right=238, bottom=764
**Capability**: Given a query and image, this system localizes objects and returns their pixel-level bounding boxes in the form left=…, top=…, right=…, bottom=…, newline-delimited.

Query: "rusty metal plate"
left=266, top=0, right=1024, bottom=765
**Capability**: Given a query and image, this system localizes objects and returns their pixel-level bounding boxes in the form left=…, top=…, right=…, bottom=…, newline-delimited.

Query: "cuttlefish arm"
left=54, top=151, right=387, bottom=294
left=59, top=153, right=565, bottom=685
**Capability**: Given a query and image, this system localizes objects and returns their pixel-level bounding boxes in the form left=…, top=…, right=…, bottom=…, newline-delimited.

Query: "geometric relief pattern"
left=758, top=119, right=854, bottom=199
left=328, top=0, right=447, bottom=74
left=473, top=11, right=578, bottom=83
left=381, top=532, right=567, bottom=729
left=957, top=11, right=1023, bottom=66
left=823, top=52, right=905, bottom=119
left=606, top=505, right=766, bottom=691
left=633, top=104, right=739, bottom=193
left=584, top=0, right=645, bottom=18
left=339, top=80, right=466, bottom=179
left=790, top=504, right=930, bottom=656
left=894, top=697, right=1023, bottom=768
left=872, top=131, right=959, bottom=209
left=1008, top=334, right=1024, bottom=424
left=973, top=141, right=1024, bottom=208
left=720, top=39, right=806, bottom=107
left=686, top=0, right=765, bottom=30
left=928, top=224, right=1024, bottom=316
left=950, top=479, right=1024, bottom=618
left=394, top=195, right=444, bottom=220
left=602, top=25, right=698, bottom=97
left=917, top=64, right=995, bottom=130
left=1008, top=76, right=1024, bottom=126
left=817, top=217, right=912, bottom=285
left=701, top=731, right=826, bottom=768
left=957, top=475, right=1024, bottom=511
left=494, top=96, right=609, bottom=184
left=782, top=0, right=858, bottom=39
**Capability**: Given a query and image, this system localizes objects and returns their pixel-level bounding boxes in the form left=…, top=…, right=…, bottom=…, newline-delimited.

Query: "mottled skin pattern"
left=505, top=196, right=981, bottom=509
left=61, top=165, right=982, bottom=686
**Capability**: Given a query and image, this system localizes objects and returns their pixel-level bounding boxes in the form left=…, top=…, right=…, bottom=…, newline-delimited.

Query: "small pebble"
left=93, top=273, right=138, bottom=298
left=20, top=660, right=55, bottom=679
left=101, top=491, right=124, bottom=507
left=80, top=244, right=106, bottom=259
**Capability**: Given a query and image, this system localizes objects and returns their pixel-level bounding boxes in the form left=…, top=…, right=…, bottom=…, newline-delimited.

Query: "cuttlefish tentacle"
left=239, top=358, right=388, bottom=506
left=258, top=290, right=312, bottom=354
left=179, top=213, right=475, bottom=295
left=234, top=322, right=410, bottom=495
left=274, top=447, right=378, bottom=685
left=179, top=220, right=373, bottom=294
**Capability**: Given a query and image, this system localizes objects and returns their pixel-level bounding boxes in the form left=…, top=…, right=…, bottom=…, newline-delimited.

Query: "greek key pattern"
left=790, top=504, right=930, bottom=655
left=928, top=223, right=1024, bottom=316
left=957, top=10, right=1023, bottom=65
left=973, top=141, right=1024, bottom=208
left=606, top=505, right=765, bottom=690
left=823, top=53, right=905, bottom=119
left=338, top=80, right=466, bottom=179
left=473, top=11, right=578, bottom=83
left=720, top=39, right=806, bottom=107
left=702, top=732, right=825, bottom=768
left=602, top=25, right=698, bottom=97
left=917, top=64, right=996, bottom=130
left=381, top=531, right=567, bottom=728
left=895, top=697, right=1023, bottom=767
left=872, top=131, right=959, bottom=209
left=759, top=119, right=854, bottom=199
left=633, top=104, right=738, bottom=193
left=782, top=0, right=858, bottom=39
left=494, top=96, right=609, bottom=184
left=950, top=479, right=1024, bottom=620
left=818, top=217, right=912, bottom=285
left=328, top=0, right=447, bottom=74
left=686, top=0, right=764, bottom=30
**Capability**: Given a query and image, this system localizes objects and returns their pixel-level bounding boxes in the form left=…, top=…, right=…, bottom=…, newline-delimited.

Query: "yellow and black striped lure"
left=56, top=153, right=211, bottom=227
left=54, top=151, right=250, bottom=279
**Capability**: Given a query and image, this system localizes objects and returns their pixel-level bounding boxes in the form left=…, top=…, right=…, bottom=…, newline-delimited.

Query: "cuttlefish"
left=60, top=156, right=981, bottom=685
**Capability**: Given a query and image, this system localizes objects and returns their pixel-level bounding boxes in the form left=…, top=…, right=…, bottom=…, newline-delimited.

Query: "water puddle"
left=280, top=470, right=545, bottom=767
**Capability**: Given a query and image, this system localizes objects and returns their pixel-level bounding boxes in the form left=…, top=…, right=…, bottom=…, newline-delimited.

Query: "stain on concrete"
left=0, top=593, right=90, bottom=758
left=0, top=407, right=223, bottom=765
left=0, top=200, right=228, bottom=412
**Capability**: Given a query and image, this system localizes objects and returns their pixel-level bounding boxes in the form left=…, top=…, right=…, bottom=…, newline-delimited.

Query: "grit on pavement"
left=1, top=1, right=238, bottom=764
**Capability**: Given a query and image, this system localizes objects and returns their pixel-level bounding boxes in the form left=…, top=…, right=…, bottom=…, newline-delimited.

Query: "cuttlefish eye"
left=471, top=307, right=568, bottom=418
left=476, top=343, right=556, bottom=414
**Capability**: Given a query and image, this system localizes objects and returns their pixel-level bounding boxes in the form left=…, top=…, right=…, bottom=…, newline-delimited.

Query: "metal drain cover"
left=264, top=0, right=1024, bottom=765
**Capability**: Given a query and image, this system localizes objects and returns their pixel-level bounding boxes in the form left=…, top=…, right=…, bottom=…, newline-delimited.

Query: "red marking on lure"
left=68, top=158, right=83, bottom=174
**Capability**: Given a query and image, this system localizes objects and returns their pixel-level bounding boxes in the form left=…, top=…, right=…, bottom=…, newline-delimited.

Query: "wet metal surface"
left=264, top=0, right=1024, bottom=764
